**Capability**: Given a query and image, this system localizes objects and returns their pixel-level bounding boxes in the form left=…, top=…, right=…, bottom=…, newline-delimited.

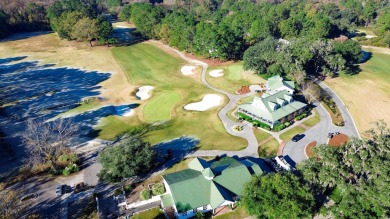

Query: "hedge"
left=238, top=112, right=252, bottom=121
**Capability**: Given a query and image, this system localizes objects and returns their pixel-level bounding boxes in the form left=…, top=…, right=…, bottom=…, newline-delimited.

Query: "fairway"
left=112, top=44, right=186, bottom=86
left=325, top=48, right=390, bottom=135
left=144, top=91, right=182, bottom=122
left=206, top=62, right=265, bottom=94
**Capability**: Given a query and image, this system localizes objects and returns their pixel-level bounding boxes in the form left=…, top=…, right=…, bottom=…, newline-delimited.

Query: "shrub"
left=140, top=190, right=151, bottom=200
left=253, top=120, right=271, bottom=130
left=113, top=188, right=122, bottom=196
left=62, top=163, right=80, bottom=176
left=152, top=183, right=165, bottom=196
left=273, top=123, right=285, bottom=132
left=124, top=184, right=133, bottom=192
left=238, top=112, right=252, bottom=121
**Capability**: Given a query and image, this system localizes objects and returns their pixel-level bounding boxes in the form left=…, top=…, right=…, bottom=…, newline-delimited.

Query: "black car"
left=292, top=134, right=305, bottom=142
left=55, top=185, right=63, bottom=197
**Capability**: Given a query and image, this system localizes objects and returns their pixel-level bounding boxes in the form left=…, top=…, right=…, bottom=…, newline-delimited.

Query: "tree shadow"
left=0, top=31, right=53, bottom=43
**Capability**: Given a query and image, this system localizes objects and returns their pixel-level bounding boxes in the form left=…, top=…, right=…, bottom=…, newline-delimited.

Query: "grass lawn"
left=131, top=207, right=165, bottom=219
left=279, top=126, right=306, bottom=142
left=95, top=115, right=140, bottom=140
left=143, top=91, right=182, bottom=122
left=258, top=138, right=279, bottom=157
left=206, top=62, right=266, bottom=94
left=325, top=48, right=390, bottom=135
left=254, top=129, right=272, bottom=144
left=213, top=206, right=249, bottom=219
left=302, top=109, right=321, bottom=127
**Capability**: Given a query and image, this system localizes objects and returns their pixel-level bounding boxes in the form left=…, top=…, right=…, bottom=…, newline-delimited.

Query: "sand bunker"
left=180, top=66, right=196, bottom=75
left=209, top=69, right=224, bottom=77
left=136, top=86, right=154, bottom=100
left=184, top=94, right=222, bottom=111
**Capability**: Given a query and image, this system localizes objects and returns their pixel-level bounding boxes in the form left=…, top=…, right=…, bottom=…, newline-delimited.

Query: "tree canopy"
left=298, top=121, right=390, bottom=218
left=98, top=136, right=157, bottom=182
left=242, top=172, right=315, bottom=219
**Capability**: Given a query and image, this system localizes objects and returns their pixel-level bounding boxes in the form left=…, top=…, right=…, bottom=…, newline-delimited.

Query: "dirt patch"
left=328, top=134, right=349, bottom=147
left=305, top=141, right=317, bottom=158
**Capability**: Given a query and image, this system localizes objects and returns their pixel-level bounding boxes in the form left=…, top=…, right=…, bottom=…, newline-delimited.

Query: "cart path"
left=150, top=40, right=259, bottom=157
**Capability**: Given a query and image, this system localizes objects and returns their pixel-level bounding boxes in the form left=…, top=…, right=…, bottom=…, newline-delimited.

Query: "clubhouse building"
left=161, top=156, right=271, bottom=219
left=238, top=75, right=307, bottom=128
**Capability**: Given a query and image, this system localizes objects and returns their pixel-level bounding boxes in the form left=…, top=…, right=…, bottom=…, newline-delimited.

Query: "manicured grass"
left=302, top=109, right=321, bottom=127
left=254, top=129, right=272, bottom=144
left=108, top=43, right=248, bottom=150
left=112, top=44, right=185, bottom=86
left=213, top=206, right=249, bottom=219
left=132, top=207, right=165, bottom=219
left=206, top=62, right=266, bottom=94
left=143, top=91, right=182, bottom=122
left=325, top=48, right=390, bottom=135
left=258, top=138, right=279, bottom=157
left=279, top=126, right=306, bottom=142
left=95, top=115, right=140, bottom=140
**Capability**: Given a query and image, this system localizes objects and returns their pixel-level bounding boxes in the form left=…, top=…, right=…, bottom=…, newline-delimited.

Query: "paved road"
left=152, top=41, right=260, bottom=158
left=282, top=81, right=360, bottom=164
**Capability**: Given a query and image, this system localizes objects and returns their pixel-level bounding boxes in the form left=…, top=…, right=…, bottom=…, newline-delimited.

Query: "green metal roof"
left=239, top=90, right=307, bottom=123
left=202, top=168, right=215, bottom=178
left=188, top=157, right=209, bottom=172
left=162, top=157, right=268, bottom=212
left=213, top=164, right=252, bottom=196
left=267, top=75, right=294, bottom=91
left=161, top=194, right=174, bottom=207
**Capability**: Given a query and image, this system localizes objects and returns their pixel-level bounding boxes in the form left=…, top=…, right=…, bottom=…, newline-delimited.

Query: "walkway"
left=151, top=41, right=259, bottom=158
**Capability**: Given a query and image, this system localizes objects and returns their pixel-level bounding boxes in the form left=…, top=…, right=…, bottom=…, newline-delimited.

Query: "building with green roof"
left=238, top=90, right=307, bottom=128
left=161, top=156, right=271, bottom=219
left=266, top=75, right=295, bottom=94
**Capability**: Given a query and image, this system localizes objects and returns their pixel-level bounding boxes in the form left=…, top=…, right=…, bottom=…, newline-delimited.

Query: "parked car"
left=55, top=185, right=63, bottom=197
left=292, top=134, right=304, bottom=142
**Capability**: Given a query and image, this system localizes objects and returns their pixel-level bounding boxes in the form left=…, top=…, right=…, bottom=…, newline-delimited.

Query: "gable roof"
left=163, top=157, right=269, bottom=212
left=267, top=75, right=295, bottom=91
left=239, top=90, right=307, bottom=123
left=188, top=157, right=209, bottom=172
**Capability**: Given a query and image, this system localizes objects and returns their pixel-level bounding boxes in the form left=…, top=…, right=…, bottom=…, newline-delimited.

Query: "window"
left=203, top=205, right=207, bottom=210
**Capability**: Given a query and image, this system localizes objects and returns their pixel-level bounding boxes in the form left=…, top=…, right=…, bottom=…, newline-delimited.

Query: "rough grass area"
left=143, top=91, right=182, bottom=122
left=206, top=62, right=265, bottom=94
left=325, top=48, right=390, bottom=136
left=213, top=206, right=249, bottom=219
left=302, top=110, right=320, bottom=127
left=258, top=138, right=279, bottom=157
left=279, top=126, right=306, bottom=142
left=132, top=207, right=165, bottom=219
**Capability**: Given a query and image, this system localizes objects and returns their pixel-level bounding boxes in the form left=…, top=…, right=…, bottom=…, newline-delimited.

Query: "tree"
left=242, top=172, right=315, bottom=219
left=140, top=190, right=151, bottom=200
left=22, top=119, right=78, bottom=172
left=152, top=183, right=165, bottom=195
left=298, top=121, right=390, bottom=218
left=243, top=37, right=279, bottom=74
left=0, top=10, right=9, bottom=38
left=71, top=17, right=98, bottom=45
left=98, top=136, right=157, bottom=182
left=334, top=39, right=362, bottom=66
left=119, top=4, right=131, bottom=22
left=0, top=189, right=27, bottom=219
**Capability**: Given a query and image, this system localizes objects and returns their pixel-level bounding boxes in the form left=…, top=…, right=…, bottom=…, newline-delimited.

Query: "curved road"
left=282, top=80, right=360, bottom=164
left=151, top=41, right=259, bottom=157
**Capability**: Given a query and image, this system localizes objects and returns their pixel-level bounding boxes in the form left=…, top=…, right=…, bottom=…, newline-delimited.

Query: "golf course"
left=325, top=47, right=390, bottom=136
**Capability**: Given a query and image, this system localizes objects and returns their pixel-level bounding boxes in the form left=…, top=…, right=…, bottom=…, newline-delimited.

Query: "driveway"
left=283, top=80, right=360, bottom=164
